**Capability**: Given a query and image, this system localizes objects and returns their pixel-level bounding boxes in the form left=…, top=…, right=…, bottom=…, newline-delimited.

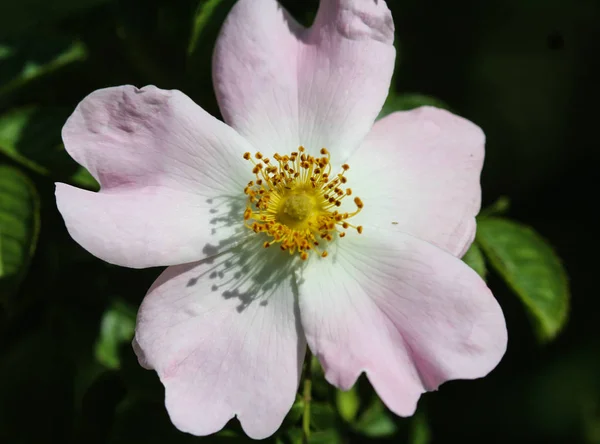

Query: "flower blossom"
left=55, top=0, right=507, bottom=439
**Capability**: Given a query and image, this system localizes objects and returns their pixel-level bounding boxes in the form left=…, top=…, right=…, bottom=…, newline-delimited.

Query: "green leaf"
left=187, top=0, right=232, bottom=56
left=0, top=38, right=87, bottom=98
left=284, top=428, right=303, bottom=444
left=95, top=300, right=137, bottom=369
left=0, top=233, right=4, bottom=278
left=0, top=107, right=98, bottom=189
left=309, top=429, right=342, bottom=444
left=378, top=93, right=450, bottom=120
left=311, top=402, right=337, bottom=431
left=410, top=412, right=432, bottom=444
left=462, top=242, right=487, bottom=279
left=309, top=355, right=330, bottom=399
left=477, top=217, right=569, bottom=341
left=478, top=196, right=511, bottom=219
left=283, top=398, right=304, bottom=426
left=185, top=0, right=236, bottom=115
left=353, top=397, right=397, bottom=438
left=68, top=166, right=98, bottom=189
left=336, top=386, right=360, bottom=423
left=0, top=165, right=40, bottom=297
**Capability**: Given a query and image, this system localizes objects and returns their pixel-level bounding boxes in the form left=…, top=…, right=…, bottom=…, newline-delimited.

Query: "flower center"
left=242, top=146, right=363, bottom=260
left=282, top=194, right=314, bottom=222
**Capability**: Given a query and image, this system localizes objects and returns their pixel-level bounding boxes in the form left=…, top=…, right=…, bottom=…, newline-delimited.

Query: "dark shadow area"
left=185, top=235, right=302, bottom=313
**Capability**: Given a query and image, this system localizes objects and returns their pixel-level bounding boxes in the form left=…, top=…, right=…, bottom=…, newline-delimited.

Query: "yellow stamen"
left=242, top=146, right=364, bottom=259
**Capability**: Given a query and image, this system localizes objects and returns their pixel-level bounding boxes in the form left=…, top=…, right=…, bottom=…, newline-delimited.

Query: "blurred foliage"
left=462, top=243, right=487, bottom=280
left=95, top=299, right=136, bottom=370
left=0, top=38, right=86, bottom=101
left=0, top=165, right=39, bottom=303
left=0, top=0, right=597, bottom=443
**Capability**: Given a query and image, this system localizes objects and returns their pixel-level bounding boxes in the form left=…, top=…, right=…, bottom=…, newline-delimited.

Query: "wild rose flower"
left=56, top=0, right=507, bottom=439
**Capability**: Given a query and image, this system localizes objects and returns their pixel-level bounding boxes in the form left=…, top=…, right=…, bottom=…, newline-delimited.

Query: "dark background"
left=0, top=0, right=598, bottom=442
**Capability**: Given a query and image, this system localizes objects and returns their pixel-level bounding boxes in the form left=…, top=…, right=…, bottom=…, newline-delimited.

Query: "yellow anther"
left=242, top=147, right=364, bottom=260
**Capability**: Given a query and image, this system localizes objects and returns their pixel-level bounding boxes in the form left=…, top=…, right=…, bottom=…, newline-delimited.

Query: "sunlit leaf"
left=336, top=386, right=360, bottom=423
left=0, top=107, right=98, bottom=189
left=95, top=300, right=136, bottom=369
left=0, top=165, right=39, bottom=297
left=462, top=242, right=487, bottom=279
left=477, top=217, right=569, bottom=341
left=378, top=93, right=450, bottom=120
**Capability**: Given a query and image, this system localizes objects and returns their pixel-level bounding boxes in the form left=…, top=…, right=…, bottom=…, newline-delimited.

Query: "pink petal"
left=213, top=0, right=395, bottom=159
left=348, top=106, right=485, bottom=257
left=299, top=228, right=506, bottom=416
left=56, top=85, right=254, bottom=268
left=134, top=243, right=306, bottom=439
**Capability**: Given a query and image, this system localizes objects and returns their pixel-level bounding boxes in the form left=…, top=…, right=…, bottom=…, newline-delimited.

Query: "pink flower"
left=56, top=0, right=506, bottom=440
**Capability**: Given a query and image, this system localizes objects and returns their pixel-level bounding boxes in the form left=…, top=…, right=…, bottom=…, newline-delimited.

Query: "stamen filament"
left=243, top=147, right=364, bottom=259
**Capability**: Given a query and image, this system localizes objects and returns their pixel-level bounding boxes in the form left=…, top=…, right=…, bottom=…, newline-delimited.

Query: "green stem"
left=302, top=351, right=313, bottom=444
